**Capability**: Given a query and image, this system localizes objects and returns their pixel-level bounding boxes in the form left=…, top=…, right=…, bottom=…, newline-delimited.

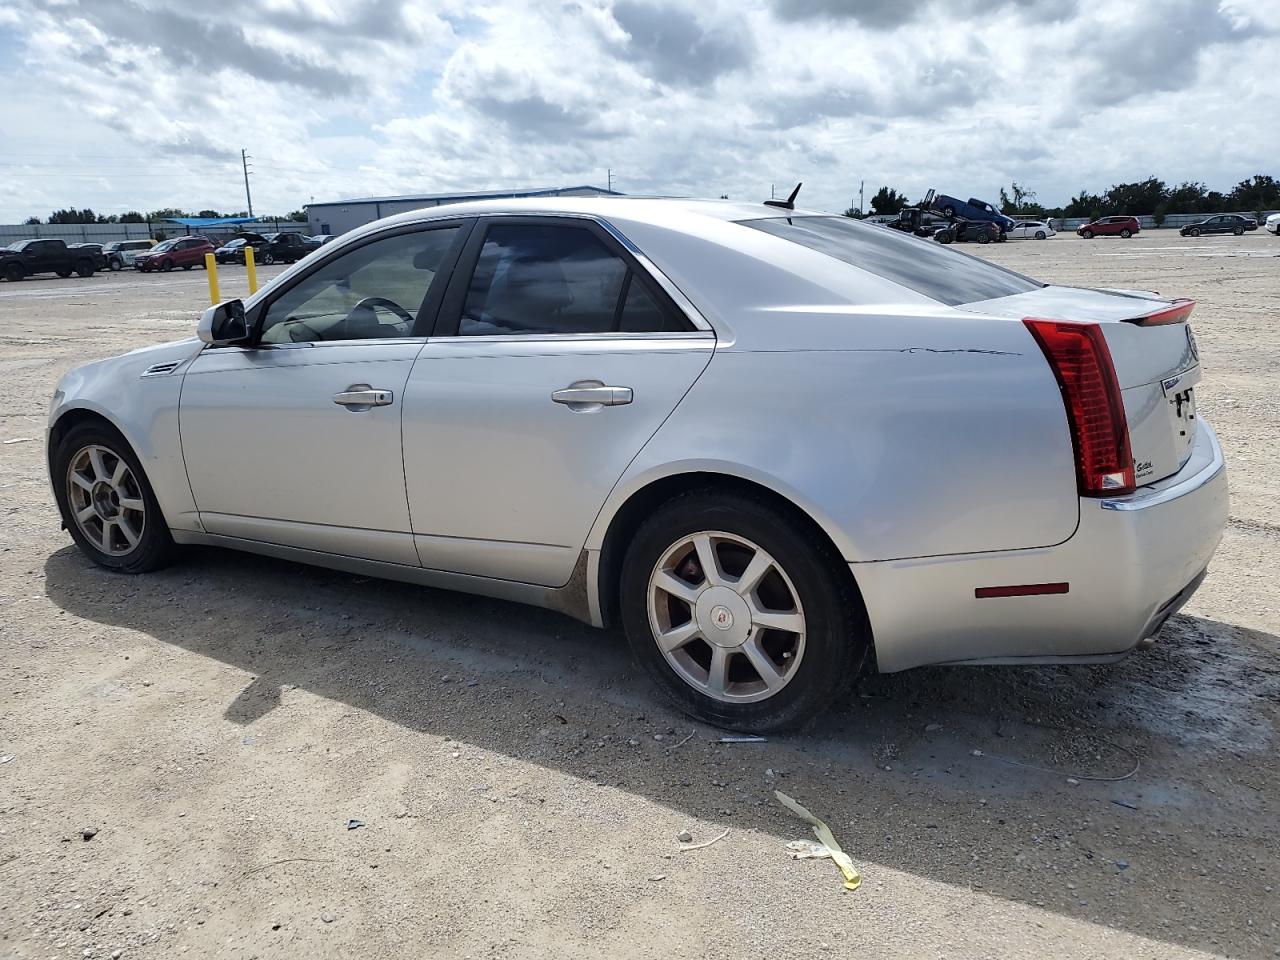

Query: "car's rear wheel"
left=1233, top=226, right=1244, bottom=236
left=182, top=263, right=193, bottom=270
left=52, top=423, right=174, bottom=573
left=978, top=231, right=991, bottom=244
left=262, top=251, right=275, bottom=265
left=1035, top=230, right=1046, bottom=239
left=620, top=490, right=868, bottom=732
left=942, top=206, right=956, bottom=219
left=57, top=269, right=72, bottom=278
left=1120, top=228, right=1132, bottom=238
left=935, top=232, right=952, bottom=244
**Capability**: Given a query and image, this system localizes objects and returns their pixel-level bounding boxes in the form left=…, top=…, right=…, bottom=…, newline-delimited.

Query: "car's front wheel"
left=161, top=259, right=174, bottom=272
left=1080, top=229, right=1093, bottom=239
left=620, top=490, right=868, bottom=732
left=1190, top=227, right=1201, bottom=237
left=52, top=422, right=174, bottom=573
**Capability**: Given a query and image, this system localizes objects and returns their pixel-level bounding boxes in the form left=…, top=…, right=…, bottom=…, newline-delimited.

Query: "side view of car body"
left=68, top=243, right=109, bottom=272
left=933, top=218, right=1001, bottom=244
left=1, top=238, right=98, bottom=280
left=1078, top=216, right=1140, bottom=239
left=1006, top=220, right=1055, bottom=240
left=932, top=194, right=1016, bottom=231
left=46, top=197, right=1227, bottom=731
left=102, top=240, right=154, bottom=271
left=1180, top=214, right=1258, bottom=237
left=135, top=236, right=215, bottom=272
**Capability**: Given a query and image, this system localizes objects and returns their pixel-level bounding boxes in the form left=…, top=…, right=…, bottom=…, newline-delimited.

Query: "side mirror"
left=197, top=299, right=250, bottom=345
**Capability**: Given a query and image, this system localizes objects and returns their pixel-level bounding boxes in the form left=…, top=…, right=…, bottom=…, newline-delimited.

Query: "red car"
left=1076, top=216, right=1140, bottom=239
left=134, top=236, right=215, bottom=272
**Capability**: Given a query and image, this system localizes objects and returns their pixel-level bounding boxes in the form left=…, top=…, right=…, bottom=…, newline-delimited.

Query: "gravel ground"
left=1, top=233, right=1278, bottom=960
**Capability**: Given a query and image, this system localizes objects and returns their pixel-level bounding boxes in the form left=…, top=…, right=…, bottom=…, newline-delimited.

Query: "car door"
left=179, top=219, right=470, bottom=565
left=401, top=216, right=715, bottom=587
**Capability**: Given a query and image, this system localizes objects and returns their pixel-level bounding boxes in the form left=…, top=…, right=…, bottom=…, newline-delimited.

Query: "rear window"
left=741, top=216, right=1042, bottom=306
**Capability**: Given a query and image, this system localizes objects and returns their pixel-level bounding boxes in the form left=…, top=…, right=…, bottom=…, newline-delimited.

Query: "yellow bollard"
left=245, top=246, right=258, bottom=295
left=205, top=253, right=220, bottom=305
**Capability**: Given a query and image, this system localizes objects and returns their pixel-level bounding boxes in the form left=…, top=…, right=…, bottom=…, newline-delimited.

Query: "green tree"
left=23, top=215, right=40, bottom=225
left=1166, top=181, right=1209, bottom=214
left=146, top=208, right=188, bottom=221
left=843, top=206, right=862, bottom=218
left=48, top=207, right=99, bottom=224
left=286, top=209, right=308, bottom=222
left=1229, top=175, right=1279, bottom=212
left=868, top=186, right=908, bottom=215
left=119, top=211, right=146, bottom=223
left=1102, top=177, right=1165, bottom=215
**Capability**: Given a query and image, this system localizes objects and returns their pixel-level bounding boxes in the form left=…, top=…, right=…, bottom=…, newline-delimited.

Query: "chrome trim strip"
left=1100, top=424, right=1225, bottom=511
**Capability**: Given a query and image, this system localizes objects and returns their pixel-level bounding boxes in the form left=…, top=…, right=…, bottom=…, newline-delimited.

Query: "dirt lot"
left=1, top=232, right=1278, bottom=959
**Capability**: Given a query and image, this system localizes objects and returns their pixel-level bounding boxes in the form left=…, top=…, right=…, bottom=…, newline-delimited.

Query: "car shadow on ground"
left=44, top=544, right=1280, bottom=956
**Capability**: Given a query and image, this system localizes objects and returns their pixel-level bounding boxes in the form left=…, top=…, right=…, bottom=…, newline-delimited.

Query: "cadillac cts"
left=47, top=198, right=1227, bottom=731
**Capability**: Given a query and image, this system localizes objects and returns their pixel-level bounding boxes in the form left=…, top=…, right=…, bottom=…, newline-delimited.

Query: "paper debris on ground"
left=3, top=437, right=35, bottom=444
left=776, top=790, right=861, bottom=891
left=718, top=735, right=767, bottom=743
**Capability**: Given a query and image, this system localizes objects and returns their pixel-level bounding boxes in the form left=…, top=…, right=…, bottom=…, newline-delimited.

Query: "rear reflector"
left=1126, top=298, right=1195, bottom=326
left=975, top=582, right=1069, bottom=599
left=1024, top=318, right=1136, bottom=497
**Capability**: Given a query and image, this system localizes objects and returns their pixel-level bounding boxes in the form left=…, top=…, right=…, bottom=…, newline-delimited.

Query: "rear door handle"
left=333, top=385, right=394, bottom=410
left=551, top=383, right=633, bottom=408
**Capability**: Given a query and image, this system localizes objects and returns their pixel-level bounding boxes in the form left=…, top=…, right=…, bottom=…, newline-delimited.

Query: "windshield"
left=104, top=243, right=120, bottom=252
left=6, top=241, right=30, bottom=251
left=225, top=238, right=246, bottom=248
left=739, top=216, right=1043, bottom=306
left=151, top=240, right=177, bottom=252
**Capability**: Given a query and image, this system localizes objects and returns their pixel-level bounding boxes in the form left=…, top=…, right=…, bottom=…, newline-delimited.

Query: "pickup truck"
left=0, top=238, right=99, bottom=281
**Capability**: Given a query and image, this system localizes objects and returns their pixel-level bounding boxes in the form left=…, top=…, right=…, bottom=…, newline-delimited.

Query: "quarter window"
left=259, top=225, right=460, bottom=344
left=458, top=223, right=685, bottom=336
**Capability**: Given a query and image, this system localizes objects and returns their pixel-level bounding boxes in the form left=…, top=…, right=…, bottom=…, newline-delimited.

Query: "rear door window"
left=741, top=216, right=1042, bottom=306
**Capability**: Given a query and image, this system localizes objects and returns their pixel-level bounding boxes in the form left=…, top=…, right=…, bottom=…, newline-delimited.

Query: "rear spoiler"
left=1123, top=298, right=1195, bottom=326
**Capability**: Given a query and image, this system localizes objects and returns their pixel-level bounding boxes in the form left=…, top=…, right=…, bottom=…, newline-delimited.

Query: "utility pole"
left=607, top=168, right=614, bottom=192
left=241, top=149, right=254, bottom=218
left=859, top=180, right=865, bottom=217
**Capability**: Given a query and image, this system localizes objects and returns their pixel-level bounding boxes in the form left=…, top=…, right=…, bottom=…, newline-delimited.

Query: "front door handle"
left=333, top=385, right=394, bottom=410
left=551, top=382, right=633, bottom=409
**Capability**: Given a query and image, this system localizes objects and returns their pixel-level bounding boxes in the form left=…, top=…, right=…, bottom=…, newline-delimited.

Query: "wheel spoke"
left=111, top=459, right=129, bottom=486
left=653, top=570, right=700, bottom=607
left=751, top=606, right=804, bottom=634
left=656, top=619, right=700, bottom=653
left=88, top=447, right=110, bottom=482
left=692, top=534, right=724, bottom=587
left=116, top=514, right=140, bottom=548
left=118, top=496, right=145, bottom=513
left=70, top=472, right=94, bottom=493
left=99, top=518, right=117, bottom=551
left=732, top=550, right=774, bottom=597
left=741, top=636, right=785, bottom=691
left=76, top=504, right=97, bottom=523
left=706, top=647, right=730, bottom=696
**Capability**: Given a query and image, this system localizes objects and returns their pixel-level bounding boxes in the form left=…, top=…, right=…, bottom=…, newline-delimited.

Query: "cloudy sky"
left=0, top=0, right=1276, bottom=222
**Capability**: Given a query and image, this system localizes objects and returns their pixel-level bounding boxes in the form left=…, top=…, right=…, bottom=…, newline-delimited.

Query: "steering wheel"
left=349, top=296, right=414, bottom=326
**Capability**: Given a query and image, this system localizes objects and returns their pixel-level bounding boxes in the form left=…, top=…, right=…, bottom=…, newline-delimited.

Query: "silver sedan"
left=47, top=197, right=1227, bottom=730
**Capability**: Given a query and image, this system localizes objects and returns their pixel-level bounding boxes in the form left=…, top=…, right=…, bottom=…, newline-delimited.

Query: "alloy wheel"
left=66, top=444, right=146, bottom=556
left=647, top=531, right=806, bottom=704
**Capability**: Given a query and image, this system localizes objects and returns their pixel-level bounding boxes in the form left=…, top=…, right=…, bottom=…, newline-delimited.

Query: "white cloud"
left=0, top=0, right=1275, bottom=222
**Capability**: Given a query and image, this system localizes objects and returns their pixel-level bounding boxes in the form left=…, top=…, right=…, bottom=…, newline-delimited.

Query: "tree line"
left=846, top=174, right=1279, bottom=221
left=22, top=207, right=309, bottom=225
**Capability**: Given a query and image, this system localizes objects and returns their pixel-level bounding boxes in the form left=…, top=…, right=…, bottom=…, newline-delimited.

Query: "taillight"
left=1023, top=318, right=1135, bottom=497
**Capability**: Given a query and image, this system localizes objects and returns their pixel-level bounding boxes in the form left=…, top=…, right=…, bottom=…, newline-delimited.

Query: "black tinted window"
left=458, top=223, right=683, bottom=336
left=741, top=216, right=1041, bottom=306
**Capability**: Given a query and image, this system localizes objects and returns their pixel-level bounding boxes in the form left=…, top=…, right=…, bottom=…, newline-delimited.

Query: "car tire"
left=75, top=260, right=94, bottom=277
left=51, top=421, right=175, bottom=574
left=1081, top=229, right=1093, bottom=239
left=1190, top=227, right=1200, bottom=237
left=1233, top=226, right=1244, bottom=236
left=160, top=259, right=173, bottom=272
left=619, top=489, right=869, bottom=732
left=978, top=231, right=991, bottom=244
left=1120, top=229, right=1132, bottom=238
left=262, top=251, right=275, bottom=265
left=182, top=264, right=193, bottom=270
left=57, top=269, right=72, bottom=278
left=942, top=206, right=956, bottom=219
left=935, top=232, right=952, bottom=244
left=1035, top=230, right=1046, bottom=239
left=108, top=258, right=122, bottom=271
left=2, top=262, right=24, bottom=281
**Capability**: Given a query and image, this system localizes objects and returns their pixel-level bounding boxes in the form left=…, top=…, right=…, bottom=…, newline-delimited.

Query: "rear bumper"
left=856, top=419, right=1228, bottom=672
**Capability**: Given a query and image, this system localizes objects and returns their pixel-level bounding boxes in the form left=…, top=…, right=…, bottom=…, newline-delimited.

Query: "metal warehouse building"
left=305, top=185, right=622, bottom=236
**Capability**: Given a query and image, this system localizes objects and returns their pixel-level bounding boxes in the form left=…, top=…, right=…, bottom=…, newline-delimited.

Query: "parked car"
left=213, top=237, right=263, bottom=264
left=134, top=236, right=215, bottom=272
left=1077, top=216, right=1140, bottom=239
left=309, top=234, right=337, bottom=246
left=933, top=218, right=1001, bottom=244
left=1266, top=213, right=1280, bottom=236
left=1179, top=214, right=1258, bottom=237
left=258, top=232, right=313, bottom=264
left=1006, top=220, right=1055, bottom=240
left=45, top=197, right=1227, bottom=731
left=0, top=238, right=98, bottom=280
left=102, top=239, right=154, bottom=271
left=68, top=243, right=109, bottom=271
left=932, top=194, right=1016, bottom=231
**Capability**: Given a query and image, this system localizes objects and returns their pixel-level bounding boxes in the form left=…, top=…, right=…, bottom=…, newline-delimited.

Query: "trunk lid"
left=963, top=285, right=1201, bottom=487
